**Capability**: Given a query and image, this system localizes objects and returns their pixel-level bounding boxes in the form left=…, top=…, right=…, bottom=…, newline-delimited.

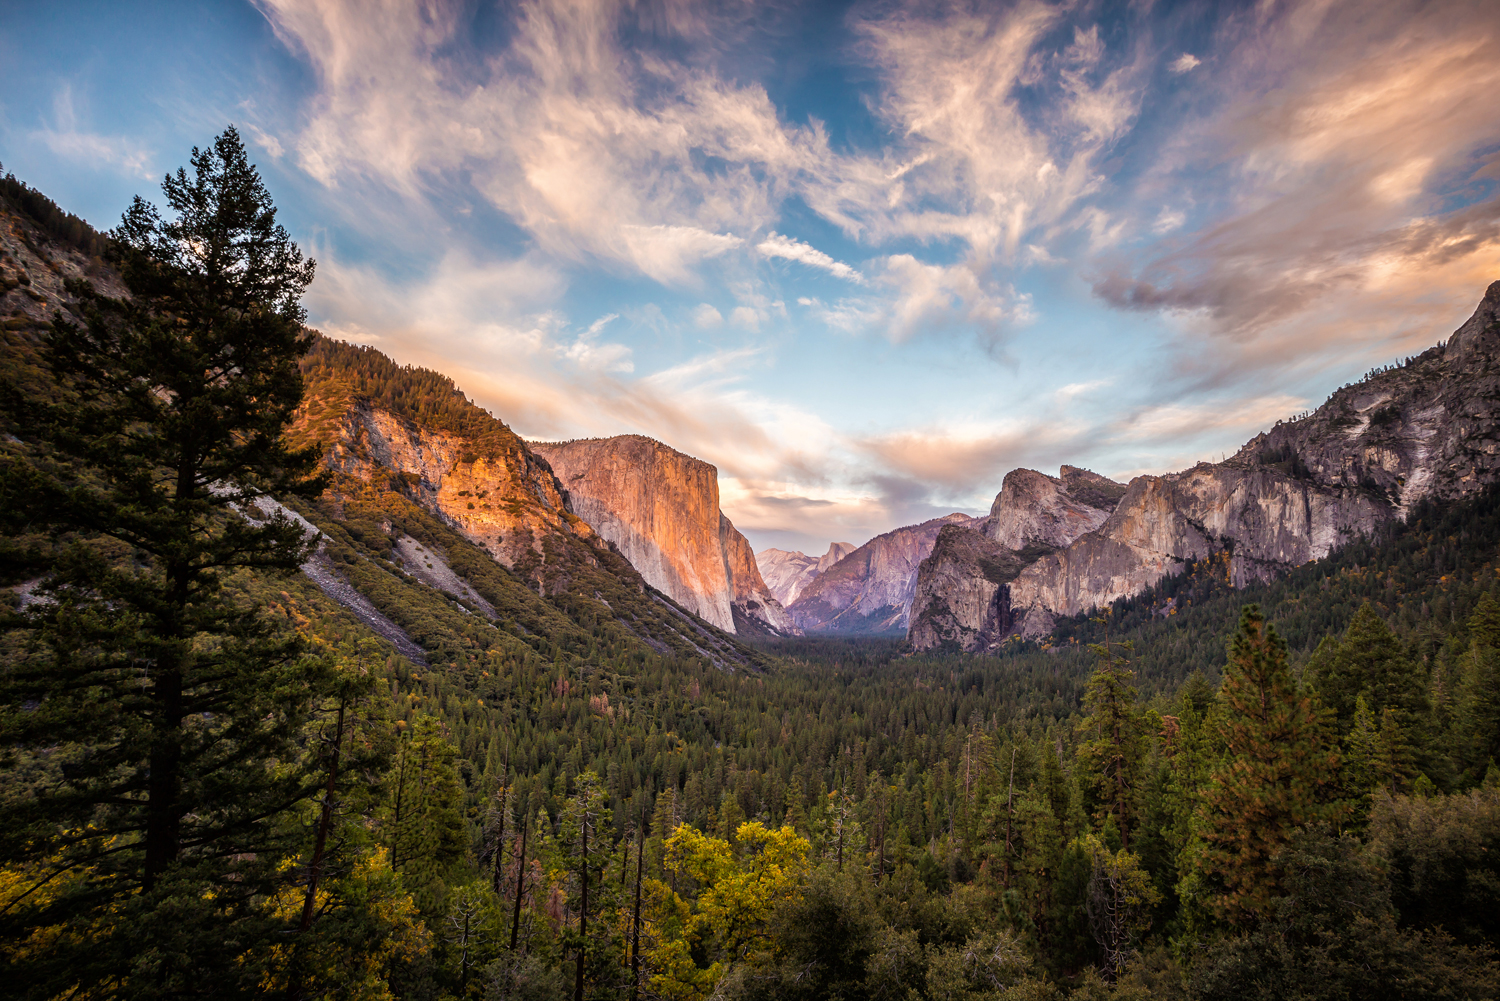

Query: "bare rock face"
left=984, top=466, right=1125, bottom=550
left=819, top=541, right=858, bottom=571
left=756, top=542, right=857, bottom=607
left=530, top=436, right=794, bottom=635
left=721, top=515, right=797, bottom=635
left=907, top=524, right=1029, bottom=651
left=910, top=279, right=1500, bottom=649
left=788, top=514, right=976, bottom=633
left=909, top=466, right=1123, bottom=650
left=311, top=401, right=594, bottom=577
left=1009, top=466, right=1392, bottom=626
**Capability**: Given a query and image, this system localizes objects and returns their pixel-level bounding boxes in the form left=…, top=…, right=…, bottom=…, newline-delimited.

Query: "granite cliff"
left=530, top=436, right=795, bottom=636
left=292, top=339, right=765, bottom=668
left=786, top=514, right=976, bottom=633
left=755, top=542, right=857, bottom=607
left=910, top=280, right=1500, bottom=651
left=909, top=467, right=1124, bottom=651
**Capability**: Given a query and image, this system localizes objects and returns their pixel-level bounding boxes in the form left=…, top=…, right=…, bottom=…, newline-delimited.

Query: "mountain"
left=909, top=467, right=1125, bottom=651
left=755, top=542, right=856, bottom=607
left=910, top=280, right=1500, bottom=652
left=785, top=514, right=976, bottom=633
left=0, top=186, right=767, bottom=672
left=282, top=339, right=777, bottom=669
left=529, top=436, right=795, bottom=636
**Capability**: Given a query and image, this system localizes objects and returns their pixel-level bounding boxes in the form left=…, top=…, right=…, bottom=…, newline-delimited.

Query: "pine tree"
left=1076, top=637, right=1149, bottom=850
left=0, top=126, right=332, bottom=997
left=385, top=715, right=467, bottom=912
left=1457, top=593, right=1500, bottom=776
left=1194, top=605, right=1340, bottom=925
left=1306, top=602, right=1427, bottom=726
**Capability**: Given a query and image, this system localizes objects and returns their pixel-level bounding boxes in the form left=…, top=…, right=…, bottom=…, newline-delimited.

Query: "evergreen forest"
left=3, top=130, right=1500, bottom=1001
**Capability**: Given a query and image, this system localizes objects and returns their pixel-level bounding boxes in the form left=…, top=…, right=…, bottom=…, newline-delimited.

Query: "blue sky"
left=3, top=0, right=1498, bottom=554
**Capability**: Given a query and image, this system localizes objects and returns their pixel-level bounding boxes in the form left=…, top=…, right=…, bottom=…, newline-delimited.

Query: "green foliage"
left=1456, top=593, right=1500, bottom=778
left=1304, top=601, right=1427, bottom=728
left=1075, top=638, right=1150, bottom=850
left=1368, top=786, right=1500, bottom=948
left=1192, top=606, right=1340, bottom=926
left=386, top=715, right=469, bottom=911
left=1188, top=826, right=1500, bottom=1001
left=298, top=335, right=529, bottom=458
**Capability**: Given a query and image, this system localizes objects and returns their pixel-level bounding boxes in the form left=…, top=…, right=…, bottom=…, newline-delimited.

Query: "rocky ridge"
left=909, top=467, right=1125, bottom=650
left=291, top=344, right=769, bottom=668
left=0, top=190, right=770, bottom=672
left=786, top=514, right=976, bottom=634
left=530, top=436, right=795, bottom=636
left=910, top=281, right=1500, bottom=651
left=755, top=542, right=857, bottom=607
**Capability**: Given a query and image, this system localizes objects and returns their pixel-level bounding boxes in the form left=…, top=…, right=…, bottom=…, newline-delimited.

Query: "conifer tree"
left=1306, top=601, right=1427, bottom=726
left=385, top=715, right=467, bottom=911
left=1457, top=593, right=1500, bottom=776
left=1194, top=605, right=1340, bottom=925
left=0, top=126, right=332, bottom=997
left=1076, top=636, right=1149, bottom=849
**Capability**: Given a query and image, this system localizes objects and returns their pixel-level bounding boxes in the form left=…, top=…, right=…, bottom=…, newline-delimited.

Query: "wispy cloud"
left=1097, top=0, right=1500, bottom=386
left=756, top=232, right=863, bottom=283
left=34, top=85, right=153, bottom=179
left=248, top=0, right=1500, bottom=552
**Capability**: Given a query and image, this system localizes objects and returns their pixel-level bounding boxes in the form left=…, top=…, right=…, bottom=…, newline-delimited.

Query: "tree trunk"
left=631, top=820, right=645, bottom=1001
left=143, top=659, right=184, bottom=890
left=492, top=754, right=509, bottom=895
left=575, top=810, right=588, bottom=1001
left=510, top=816, right=528, bottom=951
left=299, top=697, right=347, bottom=931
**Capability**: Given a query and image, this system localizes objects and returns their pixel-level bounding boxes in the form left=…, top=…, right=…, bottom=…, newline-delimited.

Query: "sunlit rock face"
left=313, top=401, right=597, bottom=577
left=755, top=542, right=857, bottom=607
left=786, top=514, right=977, bottom=634
left=530, top=436, right=794, bottom=635
left=911, top=280, right=1500, bottom=650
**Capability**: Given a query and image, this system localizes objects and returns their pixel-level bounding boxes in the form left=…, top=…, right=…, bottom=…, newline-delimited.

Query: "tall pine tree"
left=0, top=126, right=330, bottom=998
left=1194, top=605, right=1340, bottom=925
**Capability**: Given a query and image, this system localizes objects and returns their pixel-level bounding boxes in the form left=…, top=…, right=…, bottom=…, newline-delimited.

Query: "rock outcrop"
left=787, top=514, right=976, bottom=633
left=721, top=516, right=798, bottom=635
left=312, top=400, right=586, bottom=574
left=910, top=280, right=1500, bottom=650
left=985, top=466, right=1126, bottom=549
left=755, top=542, right=857, bottom=607
left=909, top=466, right=1124, bottom=651
left=530, top=436, right=794, bottom=635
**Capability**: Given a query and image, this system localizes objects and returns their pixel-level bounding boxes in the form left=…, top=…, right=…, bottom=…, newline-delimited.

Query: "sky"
left=3, top=0, right=1498, bottom=555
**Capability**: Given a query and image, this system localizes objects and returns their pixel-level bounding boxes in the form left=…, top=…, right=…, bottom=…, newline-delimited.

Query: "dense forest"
left=3, top=131, right=1500, bottom=1000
